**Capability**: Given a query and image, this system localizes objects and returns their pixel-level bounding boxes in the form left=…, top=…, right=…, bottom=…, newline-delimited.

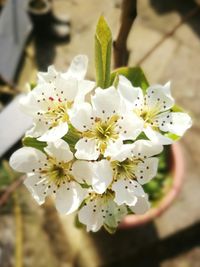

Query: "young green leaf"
left=95, top=16, right=112, bottom=88
left=111, top=67, right=149, bottom=91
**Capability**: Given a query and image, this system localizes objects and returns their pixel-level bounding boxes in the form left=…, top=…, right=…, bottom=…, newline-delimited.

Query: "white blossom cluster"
left=10, top=55, right=192, bottom=232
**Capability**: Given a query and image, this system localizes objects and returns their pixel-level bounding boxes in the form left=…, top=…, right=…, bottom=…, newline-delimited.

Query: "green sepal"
left=110, top=67, right=149, bottom=91
left=124, top=132, right=150, bottom=144
left=164, top=132, right=180, bottom=141
left=62, top=124, right=81, bottom=153
left=103, top=224, right=117, bottom=234
left=171, top=104, right=183, bottom=113
left=80, top=183, right=91, bottom=189
left=22, top=136, right=47, bottom=152
left=127, top=206, right=134, bottom=215
left=95, top=16, right=112, bottom=88
left=30, top=82, right=37, bottom=90
left=135, top=132, right=149, bottom=141
left=74, top=214, right=85, bottom=229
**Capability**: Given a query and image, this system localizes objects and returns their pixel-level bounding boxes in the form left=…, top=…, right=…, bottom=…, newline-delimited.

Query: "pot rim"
left=119, top=143, right=184, bottom=229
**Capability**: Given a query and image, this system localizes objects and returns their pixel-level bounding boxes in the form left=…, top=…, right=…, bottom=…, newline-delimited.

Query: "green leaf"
left=95, top=16, right=112, bottom=88
left=22, top=137, right=47, bottom=152
left=110, top=67, right=149, bottom=91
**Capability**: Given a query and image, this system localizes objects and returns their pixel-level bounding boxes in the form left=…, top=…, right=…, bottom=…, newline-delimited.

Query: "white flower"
left=107, top=140, right=162, bottom=212
left=74, top=140, right=161, bottom=231
left=38, top=55, right=89, bottom=83
left=70, top=86, right=143, bottom=160
left=9, top=139, right=87, bottom=214
left=78, top=193, right=127, bottom=232
left=71, top=159, right=126, bottom=232
left=118, top=76, right=192, bottom=144
left=37, top=65, right=58, bottom=84
left=20, top=55, right=95, bottom=142
left=72, top=159, right=113, bottom=194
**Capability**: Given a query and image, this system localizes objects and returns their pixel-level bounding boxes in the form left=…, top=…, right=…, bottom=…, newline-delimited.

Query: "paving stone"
left=0, top=216, right=15, bottom=267
left=161, top=247, right=200, bottom=267
left=128, top=20, right=178, bottom=83
left=155, top=142, right=200, bottom=238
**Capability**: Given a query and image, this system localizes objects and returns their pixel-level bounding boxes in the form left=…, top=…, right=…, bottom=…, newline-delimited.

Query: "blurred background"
left=0, top=0, right=200, bottom=266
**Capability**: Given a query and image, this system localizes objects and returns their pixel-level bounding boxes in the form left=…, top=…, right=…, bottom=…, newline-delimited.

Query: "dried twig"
left=113, top=0, right=137, bottom=68
left=13, top=192, right=23, bottom=267
left=0, top=85, right=18, bottom=95
left=0, top=176, right=25, bottom=207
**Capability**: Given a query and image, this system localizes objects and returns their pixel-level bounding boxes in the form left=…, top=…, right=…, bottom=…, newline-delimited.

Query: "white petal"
left=91, top=160, right=113, bottom=194
left=104, top=199, right=127, bottom=229
left=75, top=80, right=95, bottom=103
left=158, top=112, right=192, bottom=136
left=135, top=158, right=159, bottom=184
left=26, top=120, right=49, bottom=138
left=78, top=198, right=104, bottom=232
left=54, top=76, right=79, bottom=101
left=91, top=87, right=121, bottom=120
left=9, top=147, right=46, bottom=173
left=75, top=138, right=99, bottom=160
left=63, top=55, right=88, bottom=80
left=104, top=139, right=133, bottom=162
left=20, top=83, right=64, bottom=116
left=146, top=82, right=174, bottom=112
left=118, top=75, right=143, bottom=109
left=44, top=139, right=73, bottom=162
left=70, top=103, right=94, bottom=131
left=72, top=160, right=112, bottom=193
left=131, top=139, right=163, bottom=158
left=55, top=182, right=87, bottom=214
left=19, top=93, right=41, bottom=116
left=112, top=178, right=144, bottom=206
left=37, top=65, right=58, bottom=83
left=24, top=174, right=47, bottom=205
left=144, top=126, right=173, bottom=145
left=117, top=112, right=144, bottom=140
left=130, top=194, right=150, bottom=214
left=71, top=160, right=93, bottom=184
left=31, top=83, right=57, bottom=111
left=37, top=122, right=68, bottom=142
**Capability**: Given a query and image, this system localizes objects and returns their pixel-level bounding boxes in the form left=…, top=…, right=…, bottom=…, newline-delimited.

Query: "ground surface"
left=1, top=0, right=200, bottom=266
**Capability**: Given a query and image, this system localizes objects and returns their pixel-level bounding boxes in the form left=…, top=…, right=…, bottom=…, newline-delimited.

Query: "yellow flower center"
left=112, top=158, right=143, bottom=181
left=39, top=157, right=73, bottom=187
left=38, top=98, right=73, bottom=127
left=135, top=104, right=161, bottom=129
left=83, top=115, right=119, bottom=154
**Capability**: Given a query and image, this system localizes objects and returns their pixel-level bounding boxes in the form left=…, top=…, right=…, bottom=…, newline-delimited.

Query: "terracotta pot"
left=120, top=143, right=184, bottom=228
